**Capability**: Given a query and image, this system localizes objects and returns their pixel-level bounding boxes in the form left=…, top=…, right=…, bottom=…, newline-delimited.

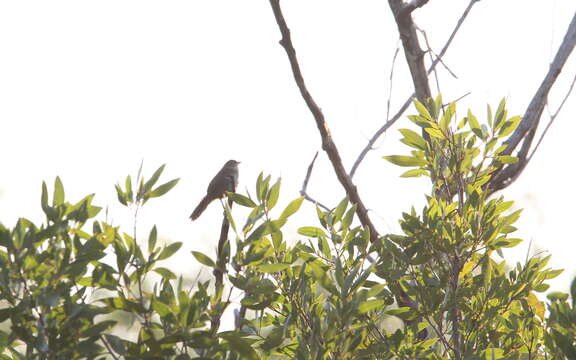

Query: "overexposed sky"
left=1, top=1, right=575, bottom=294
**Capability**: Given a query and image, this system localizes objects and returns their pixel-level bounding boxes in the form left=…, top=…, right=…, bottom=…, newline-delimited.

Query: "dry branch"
left=489, top=11, right=576, bottom=193
left=268, top=0, right=379, bottom=243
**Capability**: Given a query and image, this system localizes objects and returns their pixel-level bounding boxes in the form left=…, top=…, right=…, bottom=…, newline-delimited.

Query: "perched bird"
left=190, top=160, right=240, bottom=220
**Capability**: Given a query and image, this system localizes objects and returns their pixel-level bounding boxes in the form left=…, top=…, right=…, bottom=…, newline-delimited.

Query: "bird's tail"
left=190, top=196, right=212, bottom=221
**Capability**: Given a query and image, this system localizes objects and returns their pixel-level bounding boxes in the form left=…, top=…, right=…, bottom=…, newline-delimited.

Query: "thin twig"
left=100, top=335, right=120, bottom=360
left=428, top=0, right=480, bottom=77
left=418, top=26, right=459, bottom=80
left=269, top=0, right=379, bottom=242
left=300, top=151, right=330, bottom=211
left=448, top=92, right=471, bottom=105
left=528, top=71, right=576, bottom=163
left=350, top=0, right=480, bottom=178
left=386, top=40, right=402, bottom=122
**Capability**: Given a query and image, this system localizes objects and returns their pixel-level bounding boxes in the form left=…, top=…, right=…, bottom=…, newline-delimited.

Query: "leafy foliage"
left=0, top=99, right=572, bottom=358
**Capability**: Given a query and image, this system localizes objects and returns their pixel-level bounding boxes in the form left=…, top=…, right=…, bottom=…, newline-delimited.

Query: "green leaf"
left=400, top=169, right=428, bottom=178
left=358, top=299, right=384, bottom=314
left=494, top=238, right=523, bottom=248
left=256, top=173, right=271, bottom=202
left=495, top=155, right=518, bottom=164
left=256, top=263, right=290, bottom=273
left=497, top=116, right=521, bottom=138
left=115, top=184, right=128, bottom=206
left=280, top=197, right=304, bottom=220
left=408, top=114, right=435, bottom=129
left=267, top=178, right=281, bottom=210
left=41, top=181, right=49, bottom=212
left=543, top=268, right=564, bottom=280
left=298, top=227, right=326, bottom=238
left=151, top=299, right=171, bottom=317
left=340, top=205, right=356, bottom=232
left=424, top=127, right=444, bottom=139
left=153, top=267, right=176, bottom=280
left=149, top=178, right=180, bottom=198
left=125, top=175, right=133, bottom=203
left=386, top=307, right=414, bottom=320
left=228, top=193, right=257, bottom=208
left=158, top=242, right=182, bottom=260
left=384, top=155, right=427, bottom=167
left=191, top=251, right=216, bottom=268
left=399, top=128, right=427, bottom=150
left=143, top=164, right=165, bottom=193
left=467, top=110, right=484, bottom=140
left=219, top=332, right=258, bottom=360
left=53, top=176, right=65, bottom=206
left=148, top=225, right=157, bottom=253
left=414, top=100, right=432, bottom=120
left=439, top=102, right=455, bottom=132
left=493, top=98, right=507, bottom=130
left=482, top=348, right=504, bottom=359
left=503, top=209, right=522, bottom=226
left=333, top=197, right=349, bottom=224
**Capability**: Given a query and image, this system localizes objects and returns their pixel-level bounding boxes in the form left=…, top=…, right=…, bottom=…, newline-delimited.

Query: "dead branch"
left=300, top=151, right=330, bottom=211
left=489, top=11, right=576, bottom=193
left=268, top=0, right=379, bottom=242
left=528, top=71, right=576, bottom=163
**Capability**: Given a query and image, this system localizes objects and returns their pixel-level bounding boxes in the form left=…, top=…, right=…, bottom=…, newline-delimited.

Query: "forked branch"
left=268, top=0, right=378, bottom=242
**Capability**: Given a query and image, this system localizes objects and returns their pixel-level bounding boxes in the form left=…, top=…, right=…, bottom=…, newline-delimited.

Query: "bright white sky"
left=1, top=1, right=575, bottom=298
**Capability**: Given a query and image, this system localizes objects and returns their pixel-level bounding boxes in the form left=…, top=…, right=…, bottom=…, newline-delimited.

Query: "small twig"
left=386, top=40, right=402, bottom=123
left=448, top=92, right=471, bottom=105
left=420, top=29, right=443, bottom=99
left=418, top=26, right=459, bottom=80
left=428, top=0, right=480, bottom=77
left=528, top=71, right=576, bottom=163
left=300, top=151, right=330, bottom=211
left=100, top=335, right=120, bottom=360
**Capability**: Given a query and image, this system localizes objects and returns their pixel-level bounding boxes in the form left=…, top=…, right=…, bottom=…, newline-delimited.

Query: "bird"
left=190, top=160, right=240, bottom=221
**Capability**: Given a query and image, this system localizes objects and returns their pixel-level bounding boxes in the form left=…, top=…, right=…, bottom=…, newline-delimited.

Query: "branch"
left=388, top=0, right=431, bottom=103
left=209, top=199, right=233, bottom=337
left=350, top=0, right=480, bottom=177
left=268, top=0, right=378, bottom=242
left=528, top=71, right=576, bottom=163
left=489, top=11, right=576, bottom=193
left=300, top=152, right=330, bottom=211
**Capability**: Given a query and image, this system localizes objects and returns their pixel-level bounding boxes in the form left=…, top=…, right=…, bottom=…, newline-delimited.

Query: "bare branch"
left=428, top=0, right=480, bottom=76
left=269, top=0, right=379, bottom=242
left=350, top=0, right=480, bottom=178
left=386, top=41, right=402, bottom=123
left=418, top=26, right=459, bottom=80
left=528, top=71, right=576, bottom=163
left=388, top=0, right=431, bottom=103
left=300, top=152, right=330, bottom=211
left=489, top=11, right=576, bottom=193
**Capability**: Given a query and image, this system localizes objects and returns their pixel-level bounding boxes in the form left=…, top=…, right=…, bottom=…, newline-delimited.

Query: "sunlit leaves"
left=383, top=155, right=427, bottom=167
